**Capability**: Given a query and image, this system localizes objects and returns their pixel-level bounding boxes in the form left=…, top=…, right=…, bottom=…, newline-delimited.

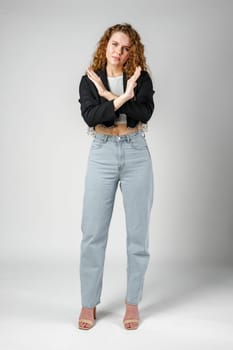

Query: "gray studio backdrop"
left=1, top=0, right=233, bottom=266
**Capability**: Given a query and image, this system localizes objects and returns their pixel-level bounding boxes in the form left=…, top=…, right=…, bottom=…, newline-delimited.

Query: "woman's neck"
left=106, top=64, right=123, bottom=77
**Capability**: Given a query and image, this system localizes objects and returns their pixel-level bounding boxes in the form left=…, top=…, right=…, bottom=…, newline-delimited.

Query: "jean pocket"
left=91, top=138, right=105, bottom=149
left=130, top=135, right=148, bottom=150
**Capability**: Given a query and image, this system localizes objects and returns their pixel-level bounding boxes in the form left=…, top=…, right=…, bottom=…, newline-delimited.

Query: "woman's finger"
left=86, top=67, right=100, bottom=83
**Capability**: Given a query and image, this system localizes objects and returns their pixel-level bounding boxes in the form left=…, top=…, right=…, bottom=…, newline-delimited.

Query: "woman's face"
left=105, top=31, right=131, bottom=68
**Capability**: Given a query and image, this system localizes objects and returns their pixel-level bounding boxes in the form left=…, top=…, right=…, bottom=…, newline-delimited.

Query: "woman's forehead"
left=109, top=31, right=131, bottom=46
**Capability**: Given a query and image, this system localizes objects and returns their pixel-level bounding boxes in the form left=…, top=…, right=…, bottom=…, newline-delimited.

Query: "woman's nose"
left=116, top=47, right=122, bottom=55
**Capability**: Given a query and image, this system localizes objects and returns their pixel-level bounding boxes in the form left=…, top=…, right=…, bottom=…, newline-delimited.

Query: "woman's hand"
left=86, top=66, right=107, bottom=97
left=124, top=66, right=142, bottom=100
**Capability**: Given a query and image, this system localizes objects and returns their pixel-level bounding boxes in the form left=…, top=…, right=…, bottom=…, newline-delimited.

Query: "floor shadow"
left=141, top=260, right=233, bottom=320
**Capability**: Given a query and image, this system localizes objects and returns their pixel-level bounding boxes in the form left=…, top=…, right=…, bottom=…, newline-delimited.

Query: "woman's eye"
left=111, top=43, right=129, bottom=52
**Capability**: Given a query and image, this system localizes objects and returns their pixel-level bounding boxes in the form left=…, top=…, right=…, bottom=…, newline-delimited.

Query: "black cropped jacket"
left=78, top=66, right=155, bottom=128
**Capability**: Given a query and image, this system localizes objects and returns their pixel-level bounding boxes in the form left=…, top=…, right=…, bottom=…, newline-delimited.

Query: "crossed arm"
left=79, top=66, right=154, bottom=127
left=85, top=66, right=141, bottom=110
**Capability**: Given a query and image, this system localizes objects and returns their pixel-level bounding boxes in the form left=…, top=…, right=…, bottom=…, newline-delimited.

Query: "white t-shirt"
left=107, top=75, right=127, bottom=125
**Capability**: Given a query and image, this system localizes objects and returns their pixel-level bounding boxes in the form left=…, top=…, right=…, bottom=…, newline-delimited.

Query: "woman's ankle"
left=125, top=302, right=138, bottom=308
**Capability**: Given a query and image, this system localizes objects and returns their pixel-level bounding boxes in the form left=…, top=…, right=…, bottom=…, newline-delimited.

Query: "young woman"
left=78, top=23, right=155, bottom=330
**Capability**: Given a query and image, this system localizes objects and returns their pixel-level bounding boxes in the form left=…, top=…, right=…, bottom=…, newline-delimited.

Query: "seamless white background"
left=1, top=0, right=233, bottom=349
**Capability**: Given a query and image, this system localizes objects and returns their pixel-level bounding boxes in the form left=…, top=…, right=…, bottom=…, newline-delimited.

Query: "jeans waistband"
left=94, top=130, right=145, bottom=142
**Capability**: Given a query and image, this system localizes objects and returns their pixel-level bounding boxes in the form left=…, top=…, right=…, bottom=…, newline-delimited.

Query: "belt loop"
left=104, top=135, right=108, bottom=142
left=126, top=135, right=130, bottom=143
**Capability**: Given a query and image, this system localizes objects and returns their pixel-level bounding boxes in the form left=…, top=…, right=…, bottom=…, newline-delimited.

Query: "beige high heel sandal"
left=123, top=303, right=139, bottom=330
left=78, top=306, right=96, bottom=330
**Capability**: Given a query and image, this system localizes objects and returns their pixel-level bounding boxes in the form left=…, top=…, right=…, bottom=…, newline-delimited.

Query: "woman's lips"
left=112, top=56, right=120, bottom=60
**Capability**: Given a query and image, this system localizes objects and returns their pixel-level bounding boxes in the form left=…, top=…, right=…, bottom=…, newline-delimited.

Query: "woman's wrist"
left=100, top=89, right=131, bottom=110
left=113, top=93, right=130, bottom=111
left=101, top=90, right=118, bottom=100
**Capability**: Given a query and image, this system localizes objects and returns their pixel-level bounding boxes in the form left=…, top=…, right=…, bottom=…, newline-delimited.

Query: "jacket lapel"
left=97, top=68, right=110, bottom=91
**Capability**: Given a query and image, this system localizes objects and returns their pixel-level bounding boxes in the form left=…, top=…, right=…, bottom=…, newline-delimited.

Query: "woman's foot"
left=78, top=306, right=96, bottom=330
left=123, top=303, right=139, bottom=330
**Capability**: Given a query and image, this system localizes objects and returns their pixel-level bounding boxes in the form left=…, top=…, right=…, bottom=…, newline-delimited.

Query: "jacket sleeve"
left=78, top=75, right=116, bottom=127
left=117, top=71, right=155, bottom=123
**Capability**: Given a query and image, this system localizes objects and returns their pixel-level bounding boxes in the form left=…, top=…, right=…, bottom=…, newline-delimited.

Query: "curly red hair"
left=90, top=23, right=149, bottom=78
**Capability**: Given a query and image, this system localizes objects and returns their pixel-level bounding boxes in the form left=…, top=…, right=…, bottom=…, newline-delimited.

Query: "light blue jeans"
left=79, top=130, right=154, bottom=308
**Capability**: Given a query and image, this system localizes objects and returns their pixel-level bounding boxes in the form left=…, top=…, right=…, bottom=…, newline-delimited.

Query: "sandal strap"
left=123, top=319, right=139, bottom=323
left=79, top=318, right=94, bottom=325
